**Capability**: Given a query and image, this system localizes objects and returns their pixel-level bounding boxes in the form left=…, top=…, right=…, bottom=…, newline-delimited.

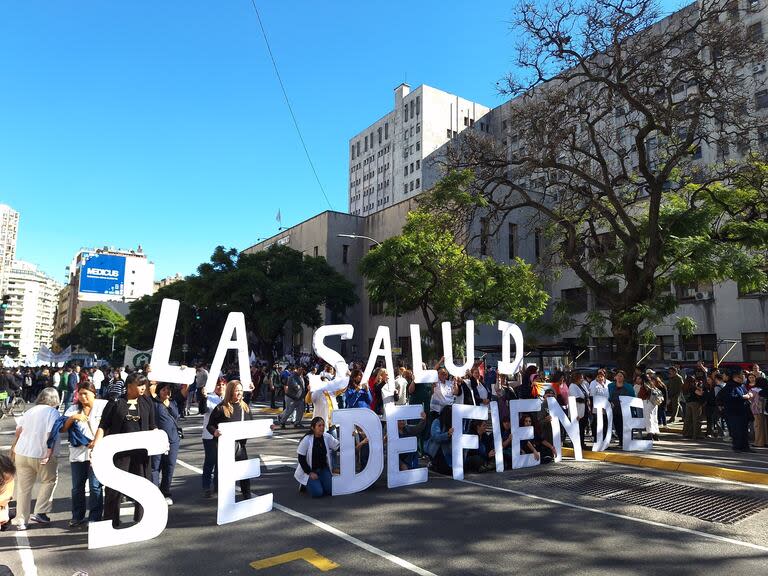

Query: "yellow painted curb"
left=561, top=447, right=768, bottom=486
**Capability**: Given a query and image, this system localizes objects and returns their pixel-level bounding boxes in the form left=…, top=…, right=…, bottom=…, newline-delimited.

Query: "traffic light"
left=0, top=295, right=9, bottom=310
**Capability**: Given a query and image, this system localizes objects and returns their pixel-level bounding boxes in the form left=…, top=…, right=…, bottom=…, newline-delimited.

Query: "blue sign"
left=79, top=254, right=126, bottom=296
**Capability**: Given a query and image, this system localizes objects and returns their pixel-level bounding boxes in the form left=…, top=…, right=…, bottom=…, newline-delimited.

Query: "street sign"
left=392, top=347, right=402, bottom=355
left=182, top=344, right=189, bottom=352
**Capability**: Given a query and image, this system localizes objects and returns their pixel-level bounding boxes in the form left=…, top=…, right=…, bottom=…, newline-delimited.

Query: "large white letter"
left=147, top=299, right=194, bottom=385
left=497, top=321, right=524, bottom=376
left=88, top=430, right=170, bottom=549
left=410, top=324, right=437, bottom=384
left=361, top=326, right=394, bottom=384
left=332, top=407, right=384, bottom=495
left=205, top=312, right=252, bottom=393
left=489, top=401, right=505, bottom=472
left=313, top=324, right=354, bottom=376
left=384, top=404, right=428, bottom=488
left=451, top=403, right=489, bottom=480
left=546, top=397, right=582, bottom=462
left=217, top=419, right=273, bottom=525
left=621, top=396, right=652, bottom=452
left=591, top=396, right=613, bottom=452
left=442, top=320, right=474, bottom=377
left=509, top=399, right=541, bottom=469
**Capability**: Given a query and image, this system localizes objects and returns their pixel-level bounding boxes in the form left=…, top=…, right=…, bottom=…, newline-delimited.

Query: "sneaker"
left=165, top=497, right=174, bottom=506
left=68, top=519, right=86, bottom=528
left=15, top=522, right=27, bottom=531
left=30, top=513, right=51, bottom=524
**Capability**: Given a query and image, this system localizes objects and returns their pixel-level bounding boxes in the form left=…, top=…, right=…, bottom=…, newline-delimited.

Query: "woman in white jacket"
left=295, top=417, right=339, bottom=498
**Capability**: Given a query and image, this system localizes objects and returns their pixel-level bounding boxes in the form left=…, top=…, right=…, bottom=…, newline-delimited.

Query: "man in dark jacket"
left=720, top=369, right=752, bottom=452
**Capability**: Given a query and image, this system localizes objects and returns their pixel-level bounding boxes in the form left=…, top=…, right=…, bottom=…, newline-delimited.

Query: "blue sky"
left=0, top=0, right=687, bottom=282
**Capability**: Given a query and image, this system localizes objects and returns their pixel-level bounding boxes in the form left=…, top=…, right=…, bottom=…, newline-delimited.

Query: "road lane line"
left=176, top=458, right=437, bottom=575
left=11, top=415, right=39, bottom=576
left=456, top=477, right=768, bottom=553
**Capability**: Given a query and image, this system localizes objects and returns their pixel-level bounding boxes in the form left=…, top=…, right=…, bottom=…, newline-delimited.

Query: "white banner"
left=124, top=346, right=153, bottom=370
left=37, top=345, right=72, bottom=365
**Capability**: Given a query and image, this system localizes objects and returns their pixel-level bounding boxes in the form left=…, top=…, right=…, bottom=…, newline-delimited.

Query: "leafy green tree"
left=123, top=245, right=357, bottom=364
left=58, top=304, right=127, bottom=361
left=359, top=210, right=549, bottom=347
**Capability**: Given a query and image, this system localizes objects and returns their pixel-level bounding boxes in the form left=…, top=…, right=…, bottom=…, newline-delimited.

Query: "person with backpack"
left=274, top=367, right=306, bottom=429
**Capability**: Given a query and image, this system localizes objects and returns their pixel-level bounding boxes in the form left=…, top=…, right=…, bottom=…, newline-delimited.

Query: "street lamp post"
left=337, top=234, right=400, bottom=354
left=93, top=318, right=116, bottom=356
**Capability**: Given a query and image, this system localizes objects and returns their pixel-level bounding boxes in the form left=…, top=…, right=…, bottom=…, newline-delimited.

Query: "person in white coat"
left=295, top=417, right=339, bottom=498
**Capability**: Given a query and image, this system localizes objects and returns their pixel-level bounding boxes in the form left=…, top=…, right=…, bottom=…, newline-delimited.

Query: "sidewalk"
left=563, top=422, right=768, bottom=486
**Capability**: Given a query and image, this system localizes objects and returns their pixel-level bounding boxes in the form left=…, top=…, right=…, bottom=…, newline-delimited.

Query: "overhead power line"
left=248, top=0, right=334, bottom=211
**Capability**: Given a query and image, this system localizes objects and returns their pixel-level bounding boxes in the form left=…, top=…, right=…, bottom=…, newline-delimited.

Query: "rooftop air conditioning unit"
left=684, top=288, right=697, bottom=298
left=685, top=351, right=700, bottom=361
left=695, top=291, right=713, bottom=301
left=669, top=350, right=683, bottom=361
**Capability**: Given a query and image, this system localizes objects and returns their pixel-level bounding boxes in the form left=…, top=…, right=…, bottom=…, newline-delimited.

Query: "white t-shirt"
left=202, top=394, right=223, bottom=440
left=430, top=379, right=456, bottom=413
left=64, top=399, right=108, bottom=462
left=394, top=376, right=408, bottom=405
left=92, top=369, right=105, bottom=391
left=15, top=405, right=60, bottom=459
left=53, top=372, right=61, bottom=387
left=569, top=382, right=587, bottom=418
left=589, top=380, right=610, bottom=398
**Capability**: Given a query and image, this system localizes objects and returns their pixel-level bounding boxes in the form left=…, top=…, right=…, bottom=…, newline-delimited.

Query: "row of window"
left=479, top=220, right=540, bottom=262
left=376, top=179, right=390, bottom=191
left=403, top=160, right=420, bottom=176
left=351, top=122, right=391, bottom=160
left=403, top=124, right=421, bottom=140
left=402, top=178, right=421, bottom=194
left=403, top=96, right=421, bottom=122
left=404, top=141, right=420, bottom=157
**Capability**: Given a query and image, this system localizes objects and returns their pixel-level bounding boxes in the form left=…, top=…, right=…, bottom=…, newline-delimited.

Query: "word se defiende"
left=87, top=299, right=652, bottom=549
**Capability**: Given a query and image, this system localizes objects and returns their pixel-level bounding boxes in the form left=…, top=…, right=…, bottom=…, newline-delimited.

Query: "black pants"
left=578, top=415, right=589, bottom=446
left=728, top=414, right=750, bottom=451
left=103, top=450, right=149, bottom=528
left=235, top=442, right=251, bottom=499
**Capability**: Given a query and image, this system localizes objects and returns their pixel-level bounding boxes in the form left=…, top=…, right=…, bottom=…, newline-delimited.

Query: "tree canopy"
left=359, top=209, right=549, bottom=347
left=57, top=304, right=127, bottom=362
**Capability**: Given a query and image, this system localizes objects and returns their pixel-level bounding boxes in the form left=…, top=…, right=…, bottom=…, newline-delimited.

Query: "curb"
left=561, top=447, right=768, bottom=486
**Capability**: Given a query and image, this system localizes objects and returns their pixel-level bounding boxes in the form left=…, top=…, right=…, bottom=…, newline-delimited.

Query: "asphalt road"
left=2, top=406, right=768, bottom=576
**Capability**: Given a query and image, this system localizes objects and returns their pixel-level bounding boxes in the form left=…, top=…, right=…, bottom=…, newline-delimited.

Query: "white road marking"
left=175, top=458, right=437, bottom=575
left=457, top=477, right=768, bottom=553
left=14, top=532, right=38, bottom=576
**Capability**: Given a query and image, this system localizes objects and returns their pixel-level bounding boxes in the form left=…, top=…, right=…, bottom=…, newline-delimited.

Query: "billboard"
left=79, top=253, right=126, bottom=296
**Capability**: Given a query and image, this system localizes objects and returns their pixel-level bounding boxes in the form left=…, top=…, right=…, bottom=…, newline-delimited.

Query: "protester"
left=393, top=411, right=427, bottom=470
left=634, top=374, right=660, bottom=440
left=95, top=373, right=157, bottom=528
left=200, top=379, right=225, bottom=498
left=666, top=366, right=684, bottom=422
left=207, top=380, right=253, bottom=500
left=10, top=387, right=60, bottom=530
left=62, top=381, right=107, bottom=527
left=608, top=370, right=634, bottom=447
left=152, top=382, right=181, bottom=505
left=426, top=405, right=454, bottom=475
left=464, top=420, right=495, bottom=472
left=295, top=417, right=339, bottom=498
left=682, top=375, right=705, bottom=440
left=344, top=369, right=372, bottom=409
left=0, top=454, right=15, bottom=529
left=747, top=374, right=766, bottom=448
left=568, top=372, right=591, bottom=448
left=720, top=369, right=752, bottom=452
left=275, top=367, right=306, bottom=429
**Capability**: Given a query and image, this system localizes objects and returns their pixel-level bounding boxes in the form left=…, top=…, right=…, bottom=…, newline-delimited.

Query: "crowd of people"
left=0, top=355, right=765, bottom=527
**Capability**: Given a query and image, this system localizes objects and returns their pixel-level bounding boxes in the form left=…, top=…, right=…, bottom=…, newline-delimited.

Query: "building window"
left=404, top=167, right=408, bottom=177
left=480, top=217, right=489, bottom=256
left=364, top=136, right=368, bottom=151
left=464, top=116, right=469, bottom=126
left=743, top=332, right=768, bottom=362
left=508, top=223, right=517, bottom=259
left=756, top=89, right=768, bottom=109
left=410, top=126, right=414, bottom=137
left=410, top=163, right=414, bottom=173
left=378, top=127, right=382, bottom=144
left=416, top=95, right=420, bottom=115
left=313, top=246, right=319, bottom=257
left=416, top=141, right=420, bottom=151
left=561, top=287, right=588, bottom=314
left=356, top=142, right=360, bottom=156
left=385, top=122, right=389, bottom=139
left=534, top=228, right=542, bottom=262
left=404, top=184, right=408, bottom=194
left=749, top=22, right=763, bottom=43
left=410, top=100, right=414, bottom=119
left=415, top=178, right=420, bottom=188
left=351, top=145, right=355, bottom=159
left=446, top=128, right=452, bottom=138
left=410, top=181, right=414, bottom=191
left=415, top=160, right=420, bottom=169
left=416, top=123, right=420, bottom=133
left=502, top=119, right=508, bottom=130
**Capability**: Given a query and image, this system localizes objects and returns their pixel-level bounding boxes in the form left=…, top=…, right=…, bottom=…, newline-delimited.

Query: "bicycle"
left=0, top=391, right=26, bottom=418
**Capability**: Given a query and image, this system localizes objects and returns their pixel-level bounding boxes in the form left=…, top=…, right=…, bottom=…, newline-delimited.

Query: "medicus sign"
left=79, top=252, right=126, bottom=296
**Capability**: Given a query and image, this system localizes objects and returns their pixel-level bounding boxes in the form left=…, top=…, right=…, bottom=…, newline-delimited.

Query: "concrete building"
left=0, top=260, right=60, bottom=359
left=154, top=273, right=184, bottom=293
left=349, top=84, right=490, bottom=216
left=0, top=204, right=19, bottom=279
left=54, top=246, right=155, bottom=339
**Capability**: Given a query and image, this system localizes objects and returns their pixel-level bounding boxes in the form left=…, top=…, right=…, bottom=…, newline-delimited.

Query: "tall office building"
left=0, top=260, right=60, bottom=359
left=348, top=84, right=490, bottom=216
left=0, top=204, right=19, bottom=279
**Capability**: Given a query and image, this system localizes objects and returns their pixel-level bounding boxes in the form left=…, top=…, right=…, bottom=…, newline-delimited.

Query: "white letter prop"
left=620, top=396, right=652, bottom=452
left=410, top=324, right=438, bottom=384
left=384, top=404, right=428, bottom=488
left=451, top=403, right=489, bottom=480
left=489, top=401, right=505, bottom=473
left=217, top=419, right=273, bottom=525
left=591, top=396, right=614, bottom=452
left=332, top=408, right=384, bottom=495
left=442, top=320, right=474, bottom=377
left=509, top=399, right=542, bottom=469
left=497, top=321, right=524, bottom=376
left=313, top=324, right=354, bottom=377
left=147, top=299, right=195, bottom=385
left=88, top=430, right=170, bottom=549
left=546, top=397, right=583, bottom=462
left=361, top=325, right=395, bottom=384
left=206, top=312, right=252, bottom=393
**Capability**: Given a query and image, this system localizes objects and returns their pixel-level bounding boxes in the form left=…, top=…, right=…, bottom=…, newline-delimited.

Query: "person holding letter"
left=295, top=417, right=339, bottom=498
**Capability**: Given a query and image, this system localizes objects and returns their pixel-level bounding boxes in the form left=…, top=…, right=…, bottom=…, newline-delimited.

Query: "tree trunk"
left=611, top=318, right=640, bottom=375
